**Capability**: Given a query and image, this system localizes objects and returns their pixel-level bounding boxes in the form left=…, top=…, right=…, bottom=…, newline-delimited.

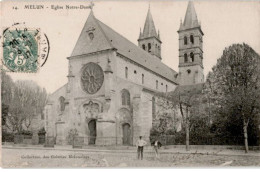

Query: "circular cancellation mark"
left=2, top=22, right=50, bottom=72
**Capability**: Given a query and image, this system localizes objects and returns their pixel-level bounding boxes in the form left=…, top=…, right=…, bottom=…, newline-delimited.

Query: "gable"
left=71, top=11, right=113, bottom=57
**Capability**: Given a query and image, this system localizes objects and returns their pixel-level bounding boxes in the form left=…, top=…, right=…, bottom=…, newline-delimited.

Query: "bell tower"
left=138, top=6, right=162, bottom=60
left=178, top=1, right=204, bottom=85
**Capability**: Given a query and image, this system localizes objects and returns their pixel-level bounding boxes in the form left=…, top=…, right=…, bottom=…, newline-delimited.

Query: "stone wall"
left=115, top=55, right=177, bottom=92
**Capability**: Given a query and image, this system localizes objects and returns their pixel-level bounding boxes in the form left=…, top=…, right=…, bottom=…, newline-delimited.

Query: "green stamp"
left=3, top=27, right=40, bottom=72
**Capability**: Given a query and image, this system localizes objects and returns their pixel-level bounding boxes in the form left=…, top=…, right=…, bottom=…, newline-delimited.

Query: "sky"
left=2, top=0, right=260, bottom=94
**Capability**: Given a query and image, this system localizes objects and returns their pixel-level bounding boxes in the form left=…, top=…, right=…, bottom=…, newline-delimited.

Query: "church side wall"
left=45, top=84, right=68, bottom=144
left=115, top=55, right=177, bottom=93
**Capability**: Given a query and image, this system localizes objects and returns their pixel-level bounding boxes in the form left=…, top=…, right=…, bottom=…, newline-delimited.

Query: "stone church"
left=44, top=1, right=204, bottom=145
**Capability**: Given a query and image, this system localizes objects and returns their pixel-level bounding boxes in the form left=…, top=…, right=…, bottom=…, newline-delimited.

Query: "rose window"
left=81, top=62, right=104, bottom=94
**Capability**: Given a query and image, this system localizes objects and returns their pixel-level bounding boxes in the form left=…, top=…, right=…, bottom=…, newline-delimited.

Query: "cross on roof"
left=88, top=1, right=95, bottom=10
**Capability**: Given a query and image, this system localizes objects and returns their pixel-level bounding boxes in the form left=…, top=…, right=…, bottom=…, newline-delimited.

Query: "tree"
left=9, top=80, right=48, bottom=132
left=1, top=72, right=48, bottom=134
left=154, top=83, right=205, bottom=151
left=207, top=43, right=260, bottom=153
left=153, top=96, right=181, bottom=135
left=173, top=84, right=205, bottom=151
left=1, top=70, right=14, bottom=127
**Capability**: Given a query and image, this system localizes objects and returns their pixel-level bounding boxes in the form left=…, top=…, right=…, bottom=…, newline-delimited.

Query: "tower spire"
left=180, top=1, right=200, bottom=30
left=138, top=5, right=162, bottom=60
left=142, top=6, right=158, bottom=38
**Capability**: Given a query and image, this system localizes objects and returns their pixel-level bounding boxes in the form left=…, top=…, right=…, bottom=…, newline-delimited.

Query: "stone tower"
left=178, top=1, right=204, bottom=85
left=138, top=6, right=162, bottom=60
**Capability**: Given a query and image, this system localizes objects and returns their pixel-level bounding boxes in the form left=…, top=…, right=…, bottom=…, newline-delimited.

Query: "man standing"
left=136, top=136, right=147, bottom=160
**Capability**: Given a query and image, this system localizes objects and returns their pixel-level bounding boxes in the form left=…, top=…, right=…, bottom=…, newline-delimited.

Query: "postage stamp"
left=2, top=26, right=41, bottom=72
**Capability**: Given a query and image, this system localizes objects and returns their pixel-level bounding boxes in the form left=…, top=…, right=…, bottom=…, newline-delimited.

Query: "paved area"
left=2, top=145, right=260, bottom=167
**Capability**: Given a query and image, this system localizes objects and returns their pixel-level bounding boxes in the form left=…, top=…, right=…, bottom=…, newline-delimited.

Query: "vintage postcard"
left=1, top=0, right=260, bottom=168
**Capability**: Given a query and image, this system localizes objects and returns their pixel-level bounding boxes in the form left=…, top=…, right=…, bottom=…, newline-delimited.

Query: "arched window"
left=152, top=97, right=156, bottom=119
left=148, top=43, right=151, bottom=52
left=59, top=96, right=65, bottom=111
left=125, top=67, right=128, bottom=79
left=121, top=89, right=130, bottom=106
left=190, top=35, right=194, bottom=44
left=142, top=74, right=144, bottom=84
left=142, top=44, right=146, bottom=50
left=88, top=32, right=94, bottom=40
left=184, top=53, right=188, bottom=63
left=156, top=80, right=158, bottom=89
left=190, top=52, right=194, bottom=62
left=184, top=36, right=188, bottom=45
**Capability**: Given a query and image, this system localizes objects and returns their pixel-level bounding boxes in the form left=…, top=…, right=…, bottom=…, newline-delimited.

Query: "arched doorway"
left=88, top=119, right=96, bottom=145
left=122, top=123, right=131, bottom=145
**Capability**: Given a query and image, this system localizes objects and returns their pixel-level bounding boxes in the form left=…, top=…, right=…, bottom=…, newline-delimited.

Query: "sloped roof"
left=154, top=83, right=204, bottom=104
left=179, top=1, right=201, bottom=31
left=172, top=83, right=204, bottom=96
left=96, top=19, right=178, bottom=84
left=71, top=11, right=178, bottom=84
left=140, top=8, right=158, bottom=39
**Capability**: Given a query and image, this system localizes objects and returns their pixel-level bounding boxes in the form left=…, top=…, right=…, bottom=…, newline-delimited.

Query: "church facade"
left=44, top=1, right=204, bottom=145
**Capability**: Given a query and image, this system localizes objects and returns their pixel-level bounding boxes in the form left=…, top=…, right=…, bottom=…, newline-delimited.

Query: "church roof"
left=139, top=7, right=159, bottom=39
left=179, top=1, right=201, bottom=31
left=172, top=83, right=205, bottom=96
left=71, top=11, right=178, bottom=84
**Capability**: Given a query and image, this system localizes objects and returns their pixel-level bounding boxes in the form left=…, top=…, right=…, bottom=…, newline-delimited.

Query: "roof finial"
left=87, top=1, right=95, bottom=10
left=149, top=1, right=151, bottom=10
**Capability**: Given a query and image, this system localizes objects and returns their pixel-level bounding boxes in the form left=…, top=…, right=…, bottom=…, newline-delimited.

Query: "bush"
left=2, top=132, right=14, bottom=142
left=38, top=127, right=46, bottom=135
left=19, top=130, right=33, bottom=136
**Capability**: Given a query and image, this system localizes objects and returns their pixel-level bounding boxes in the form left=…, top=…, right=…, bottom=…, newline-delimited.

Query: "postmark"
left=2, top=23, right=50, bottom=72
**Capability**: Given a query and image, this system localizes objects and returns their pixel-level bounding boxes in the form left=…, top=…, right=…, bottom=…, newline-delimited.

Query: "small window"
left=134, top=70, right=137, bottom=74
left=184, top=53, right=188, bottom=63
left=88, top=32, right=94, bottom=40
left=125, top=67, right=128, bottom=79
left=156, top=80, right=158, bottom=89
left=142, top=74, right=144, bottom=84
left=190, top=35, right=194, bottom=44
left=184, top=36, right=188, bottom=45
left=190, top=52, right=194, bottom=62
left=121, top=89, right=130, bottom=106
left=59, top=96, right=65, bottom=112
left=142, top=44, right=146, bottom=50
left=166, top=85, right=168, bottom=92
left=187, top=69, right=191, bottom=74
left=148, top=43, right=151, bottom=52
left=161, top=83, right=163, bottom=86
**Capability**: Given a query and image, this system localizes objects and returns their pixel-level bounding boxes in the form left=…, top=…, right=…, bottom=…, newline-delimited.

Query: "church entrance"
left=88, top=119, right=96, bottom=145
left=122, top=123, right=131, bottom=145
